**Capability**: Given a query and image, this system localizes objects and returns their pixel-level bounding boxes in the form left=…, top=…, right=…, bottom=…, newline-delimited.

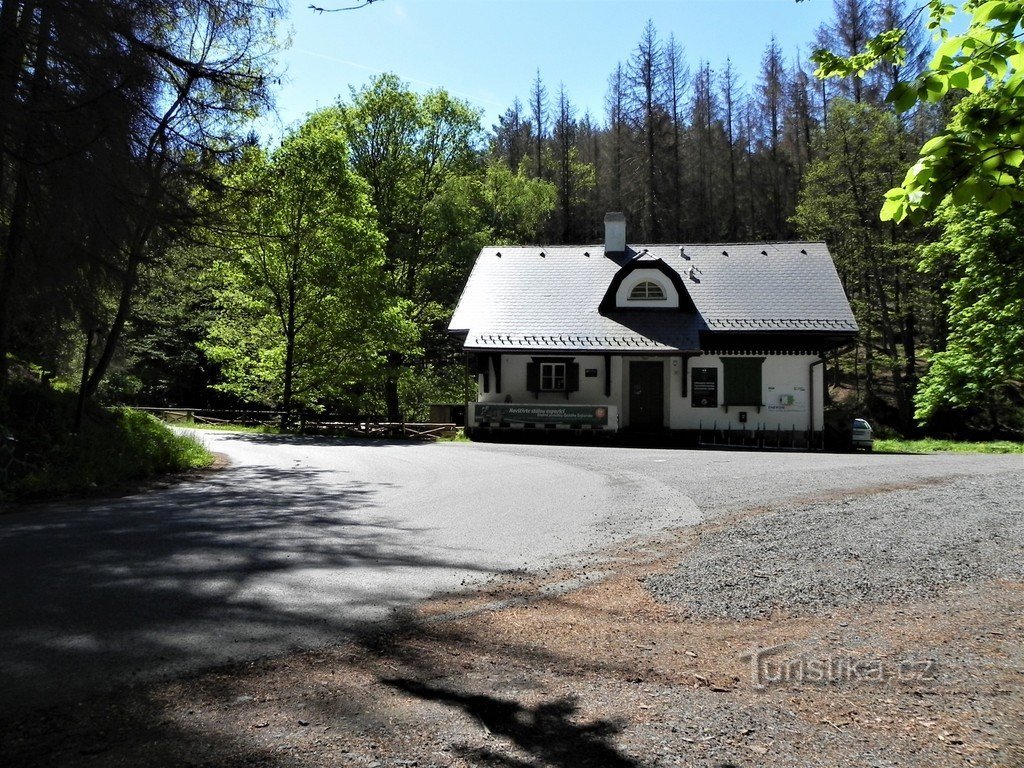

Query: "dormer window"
left=602, top=259, right=692, bottom=312
left=628, top=281, right=666, bottom=301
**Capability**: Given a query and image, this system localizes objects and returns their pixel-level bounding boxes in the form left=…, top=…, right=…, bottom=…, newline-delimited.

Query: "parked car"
left=851, top=418, right=874, bottom=451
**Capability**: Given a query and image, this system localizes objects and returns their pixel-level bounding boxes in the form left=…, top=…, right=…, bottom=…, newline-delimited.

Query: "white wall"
left=476, top=354, right=621, bottom=406
left=667, top=354, right=823, bottom=432
left=475, top=352, right=823, bottom=432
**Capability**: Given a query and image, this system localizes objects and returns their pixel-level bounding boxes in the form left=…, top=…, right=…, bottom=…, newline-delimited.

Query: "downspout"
left=809, top=355, right=825, bottom=450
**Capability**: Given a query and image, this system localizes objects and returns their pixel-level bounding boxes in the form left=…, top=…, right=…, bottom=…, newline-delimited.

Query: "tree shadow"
left=382, top=678, right=642, bottom=768
left=0, top=462, right=493, bottom=716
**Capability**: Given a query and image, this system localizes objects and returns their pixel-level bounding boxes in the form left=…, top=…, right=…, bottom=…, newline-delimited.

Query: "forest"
left=0, top=0, right=1022, bottom=446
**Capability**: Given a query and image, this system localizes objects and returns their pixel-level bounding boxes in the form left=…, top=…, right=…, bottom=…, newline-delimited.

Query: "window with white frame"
left=540, top=362, right=567, bottom=391
left=628, top=280, right=666, bottom=300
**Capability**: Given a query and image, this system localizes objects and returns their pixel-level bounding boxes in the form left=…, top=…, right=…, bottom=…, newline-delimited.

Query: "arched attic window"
left=628, top=280, right=666, bottom=301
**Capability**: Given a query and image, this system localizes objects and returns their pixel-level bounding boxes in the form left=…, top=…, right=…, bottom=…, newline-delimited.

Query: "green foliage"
left=792, top=100, right=932, bottom=428
left=812, top=0, right=1024, bottom=222
left=874, top=437, right=1024, bottom=453
left=334, top=74, right=554, bottom=419
left=202, top=110, right=416, bottom=416
left=0, top=381, right=212, bottom=500
left=914, top=200, right=1024, bottom=426
left=337, top=74, right=487, bottom=313
left=792, top=100, right=907, bottom=241
left=395, top=363, right=472, bottom=422
left=480, top=161, right=557, bottom=244
left=108, top=245, right=221, bottom=405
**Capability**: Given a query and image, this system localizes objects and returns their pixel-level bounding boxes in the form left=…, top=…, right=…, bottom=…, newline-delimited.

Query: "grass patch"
left=437, top=428, right=470, bottom=442
left=178, top=420, right=280, bottom=434
left=1, top=382, right=214, bottom=502
left=873, top=437, right=1024, bottom=455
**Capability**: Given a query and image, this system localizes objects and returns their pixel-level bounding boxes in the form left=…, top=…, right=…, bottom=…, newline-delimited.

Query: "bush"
left=0, top=381, right=212, bottom=501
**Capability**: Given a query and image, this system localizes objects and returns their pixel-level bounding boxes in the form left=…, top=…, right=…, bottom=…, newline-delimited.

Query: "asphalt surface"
left=0, top=432, right=1019, bottom=715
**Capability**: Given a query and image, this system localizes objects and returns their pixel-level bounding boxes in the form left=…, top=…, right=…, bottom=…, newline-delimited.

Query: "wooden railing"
left=132, top=407, right=460, bottom=441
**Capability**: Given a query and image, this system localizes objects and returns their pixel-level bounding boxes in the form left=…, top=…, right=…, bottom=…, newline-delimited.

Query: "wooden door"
left=629, top=361, right=664, bottom=429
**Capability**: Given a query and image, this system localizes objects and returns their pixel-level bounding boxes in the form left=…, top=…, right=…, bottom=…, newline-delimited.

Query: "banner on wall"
left=766, top=385, right=807, bottom=412
left=474, top=403, right=610, bottom=426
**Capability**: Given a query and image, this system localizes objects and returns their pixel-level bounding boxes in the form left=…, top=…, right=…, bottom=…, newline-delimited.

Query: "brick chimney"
left=604, top=212, right=626, bottom=255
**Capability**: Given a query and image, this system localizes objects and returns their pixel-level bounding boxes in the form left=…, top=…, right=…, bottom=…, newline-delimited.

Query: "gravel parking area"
left=646, top=470, right=1024, bottom=619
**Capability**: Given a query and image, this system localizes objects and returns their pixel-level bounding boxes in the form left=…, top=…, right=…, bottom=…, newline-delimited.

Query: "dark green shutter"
left=722, top=357, right=764, bottom=406
left=566, top=362, right=580, bottom=392
left=526, top=361, right=540, bottom=392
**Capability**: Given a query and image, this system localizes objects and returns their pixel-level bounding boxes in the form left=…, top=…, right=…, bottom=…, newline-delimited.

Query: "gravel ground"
left=646, top=470, right=1024, bottom=619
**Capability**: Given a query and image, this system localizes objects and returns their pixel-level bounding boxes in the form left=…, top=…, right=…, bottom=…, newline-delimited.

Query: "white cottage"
left=448, top=213, right=858, bottom=448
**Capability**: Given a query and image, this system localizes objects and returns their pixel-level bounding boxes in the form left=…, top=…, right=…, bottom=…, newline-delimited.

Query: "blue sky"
left=262, top=0, right=854, bottom=138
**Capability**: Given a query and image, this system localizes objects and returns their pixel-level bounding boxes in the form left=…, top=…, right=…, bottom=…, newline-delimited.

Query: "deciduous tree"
left=204, top=112, right=410, bottom=425
left=915, top=201, right=1024, bottom=434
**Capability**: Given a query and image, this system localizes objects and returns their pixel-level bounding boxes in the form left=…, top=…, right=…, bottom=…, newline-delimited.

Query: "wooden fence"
left=133, top=407, right=460, bottom=441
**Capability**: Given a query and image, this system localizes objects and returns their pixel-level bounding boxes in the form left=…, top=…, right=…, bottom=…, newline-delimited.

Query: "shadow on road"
left=0, top=463, right=491, bottom=715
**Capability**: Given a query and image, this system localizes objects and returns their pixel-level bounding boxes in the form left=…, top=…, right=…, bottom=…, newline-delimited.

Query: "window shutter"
left=722, top=357, right=764, bottom=406
left=566, top=362, right=580, bottom=392
left=526, top=361, right=540, bottom=392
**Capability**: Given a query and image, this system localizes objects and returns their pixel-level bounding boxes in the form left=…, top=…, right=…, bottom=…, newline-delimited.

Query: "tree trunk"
left=384, top=352, right=403, bottom=422
left=74, top=329, right=96, bottom=433
left=280, top=280, right=297, bottom=430
left=83, top=238, right=145, bottom=399
left=281, top=332, right=295, bottom=430
left=0, top=0, right=47, bottom=389
left=0, top=172, right=29, bottom=387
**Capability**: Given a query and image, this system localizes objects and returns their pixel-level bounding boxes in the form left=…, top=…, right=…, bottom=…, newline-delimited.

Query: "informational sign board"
left=691, top=367, right=718, bottom=408
left=474, top=403, right=609, bottom=426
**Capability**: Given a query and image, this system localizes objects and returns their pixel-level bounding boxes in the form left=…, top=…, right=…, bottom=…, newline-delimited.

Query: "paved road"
left=0, top=432, right=1019, bottom=714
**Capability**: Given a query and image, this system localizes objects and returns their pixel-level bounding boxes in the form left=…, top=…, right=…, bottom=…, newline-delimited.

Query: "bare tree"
left=625, top=19, right=665, bottom=241
left=718, top=58, right=742, bottom=240
left=529, top=69, right=548, bottom=179
left=604, top=63, right=628, bottom=212
left=661, top=34, right=689, bottom=240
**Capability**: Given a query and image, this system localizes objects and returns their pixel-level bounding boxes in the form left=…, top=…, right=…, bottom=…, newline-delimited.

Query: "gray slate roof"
left=449, top=242, right=858, bottom=352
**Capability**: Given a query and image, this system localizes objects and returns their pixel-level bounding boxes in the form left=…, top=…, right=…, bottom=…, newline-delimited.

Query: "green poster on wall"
left=475, top=403, right=609, bottom=426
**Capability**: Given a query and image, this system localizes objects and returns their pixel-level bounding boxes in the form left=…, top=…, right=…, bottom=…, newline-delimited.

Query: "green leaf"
left=921, top=134, right=952, bottom=155
left=933, top=34, right=965, bottom=63
left=967, top=66, right=990, bottom=94
left=1004, top=148, right=1024, bottom=167
left=988, top=187, right=1012, bottom=213
left=948, top=69, right=971, bottom=89
left=973, top=1, right=1007, bottom=23
left=886, top=81, right=919, bottom=112
left=880, top=197, right=905, bottom=221
left=952, top=179, right=981, bottom=206
left=923, top=74, right=951, bottom=101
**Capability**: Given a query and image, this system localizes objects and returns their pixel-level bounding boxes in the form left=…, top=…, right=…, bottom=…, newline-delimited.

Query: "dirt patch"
left=2, top=478, right=1022, bottom=767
